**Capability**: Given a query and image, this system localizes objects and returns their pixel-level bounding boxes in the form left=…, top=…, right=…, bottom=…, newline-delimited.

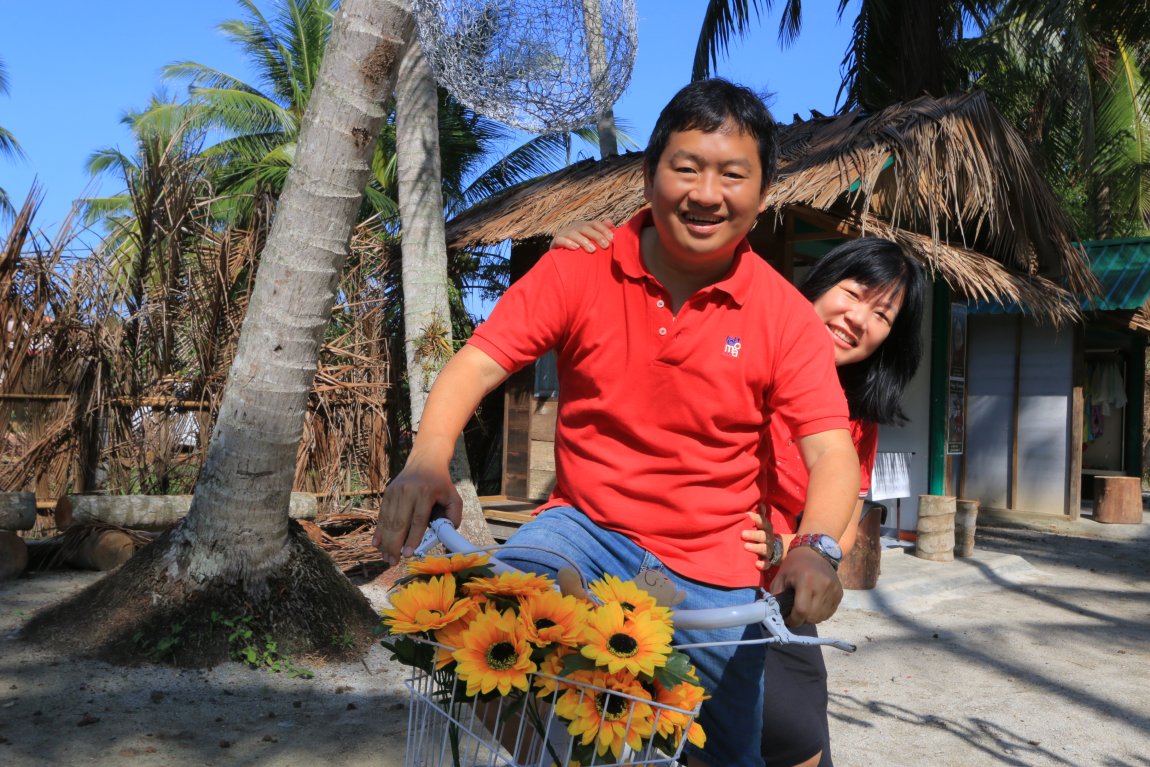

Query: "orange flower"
left=463, top=570, right=555, bottom=602
left=452, top=607, right=537, bottom=697
left=533, top=645, right=578, bottom=699
left=555, top=669, right=654, bottom=758
left=382, top=574, right=473, bottom=634
left=430, top=607, right=475, bottom=669
left=652, top=679, right=708, bottom=749
left=406, top=552, right=490, bottom=577
left=580, top=602, right=673, bottom=677
left=520, top=590, right=588, bottom=647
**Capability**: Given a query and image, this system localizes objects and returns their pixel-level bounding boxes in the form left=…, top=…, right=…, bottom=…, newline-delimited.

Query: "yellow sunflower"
left=533, top=645, right=579, bottom=699
left=431, top=608, right=475, bottom=669
left=652, top=679, right=708, bottom=749
left=452, top=607, right=537, bottom=697
left=463, top=570, right=555, bottom=601
left=406, top=551, right=490, bottom=576
left=520, top=590, right=588, bottom=648
left=588, top=574, right=670, bottom=618
left=382, top=574, right=473, bottom=634
left=580, top=602, right=673, bottom=677
left=555, top=669, right=654, bottom=759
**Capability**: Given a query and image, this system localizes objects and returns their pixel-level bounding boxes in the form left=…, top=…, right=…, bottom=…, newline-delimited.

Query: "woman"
left=551, top=225, right=925, bottom=766
left=748, top=236, right=924, bottom=767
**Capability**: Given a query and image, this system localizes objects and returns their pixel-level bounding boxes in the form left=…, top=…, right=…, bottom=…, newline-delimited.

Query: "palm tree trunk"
left=22, top=0, right=414, bottom=666
left=176, top=0, right=412, bottom=583
left=395, top=28, right=493, bottom=547
left=582, top=0, right=618, bottom=157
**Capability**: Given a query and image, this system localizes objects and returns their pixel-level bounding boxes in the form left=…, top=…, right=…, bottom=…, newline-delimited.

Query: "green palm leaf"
left=693, top=0, right=784, bottom=81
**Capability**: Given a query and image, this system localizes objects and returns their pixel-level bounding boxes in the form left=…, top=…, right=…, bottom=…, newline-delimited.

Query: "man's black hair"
left=799, top=238, right=926, bottom=426
left=644, top=78, right=778, bottom=190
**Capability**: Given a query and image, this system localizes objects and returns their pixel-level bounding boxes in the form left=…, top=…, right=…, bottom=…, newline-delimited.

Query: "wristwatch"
left=788, top=533, right=843, bottom=570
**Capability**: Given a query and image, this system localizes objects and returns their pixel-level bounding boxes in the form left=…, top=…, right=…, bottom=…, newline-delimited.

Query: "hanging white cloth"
left=1089, top=360, right=1127, bottom=416
left=870, top=451, right=912, bottom=501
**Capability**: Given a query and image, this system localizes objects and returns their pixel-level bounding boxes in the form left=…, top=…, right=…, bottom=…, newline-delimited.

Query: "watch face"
left=819, top=535, right=843, bottom=559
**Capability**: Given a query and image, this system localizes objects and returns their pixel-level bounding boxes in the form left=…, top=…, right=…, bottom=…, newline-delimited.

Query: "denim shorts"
left=499, top=506, right=766, bottom=767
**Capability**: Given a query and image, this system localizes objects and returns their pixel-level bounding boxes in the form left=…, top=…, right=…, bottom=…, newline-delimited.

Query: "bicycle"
left=394, top=516, right=857, bottom=767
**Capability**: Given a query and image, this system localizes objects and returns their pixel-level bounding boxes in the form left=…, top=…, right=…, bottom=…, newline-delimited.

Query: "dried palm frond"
left=792, top=205, right=1081, bottom=325
left=1, top=187, right=96, bottom=500
left=4, top=180, right=394, bottom=511
left=444, top=91, right=1096, bottom=322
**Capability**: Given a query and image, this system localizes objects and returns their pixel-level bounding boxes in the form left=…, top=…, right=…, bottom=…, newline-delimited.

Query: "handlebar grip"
left=772, top=589, right=794, bottom=619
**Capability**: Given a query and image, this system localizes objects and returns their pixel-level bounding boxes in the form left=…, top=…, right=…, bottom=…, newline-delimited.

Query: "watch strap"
left=789, top=533, right=842, bottom=570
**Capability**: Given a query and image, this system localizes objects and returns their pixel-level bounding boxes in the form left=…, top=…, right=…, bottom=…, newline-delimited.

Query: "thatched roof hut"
left=447, top=90, right=1097, bottom=325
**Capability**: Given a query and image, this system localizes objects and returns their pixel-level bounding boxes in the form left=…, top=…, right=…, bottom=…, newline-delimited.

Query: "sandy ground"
left=824, top=521, right=1150, bottom=767
left=2, top=516, right=1149, bottom=767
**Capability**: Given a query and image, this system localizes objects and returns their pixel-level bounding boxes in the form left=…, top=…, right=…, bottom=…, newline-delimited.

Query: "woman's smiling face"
left=812, top=278, right=905, bottom=367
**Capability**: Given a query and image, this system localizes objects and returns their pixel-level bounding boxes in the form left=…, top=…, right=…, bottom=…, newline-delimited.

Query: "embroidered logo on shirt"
left=723, top=335, right=742, bottom=358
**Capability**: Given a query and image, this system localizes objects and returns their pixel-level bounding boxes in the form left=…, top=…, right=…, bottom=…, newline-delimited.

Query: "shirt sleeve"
left=466, top=250, right=572, bottom=373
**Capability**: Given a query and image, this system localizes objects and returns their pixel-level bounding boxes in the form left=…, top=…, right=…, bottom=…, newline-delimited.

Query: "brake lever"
left=760, top=592, right=857, bottom=653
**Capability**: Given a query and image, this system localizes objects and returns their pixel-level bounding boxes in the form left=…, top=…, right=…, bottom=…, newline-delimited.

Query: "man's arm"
left=770, top=428, right=859, bottom=625
left=372, top=345, right=509, bottom=567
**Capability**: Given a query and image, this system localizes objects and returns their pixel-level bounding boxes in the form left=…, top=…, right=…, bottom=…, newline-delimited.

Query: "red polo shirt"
left=468, top=211, right=849, bottom=587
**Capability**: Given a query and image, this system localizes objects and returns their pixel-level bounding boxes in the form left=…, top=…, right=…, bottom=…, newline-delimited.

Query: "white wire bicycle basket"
left=404, top=640, right=700, bottom=767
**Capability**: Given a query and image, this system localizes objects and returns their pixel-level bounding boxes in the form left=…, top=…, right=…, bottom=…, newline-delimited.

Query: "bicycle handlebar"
left=417, top=516, right=856, bottom=653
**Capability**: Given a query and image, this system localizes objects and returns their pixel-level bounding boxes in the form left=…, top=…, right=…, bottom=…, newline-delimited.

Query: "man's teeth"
left=684, top=214, right=722, bottom=224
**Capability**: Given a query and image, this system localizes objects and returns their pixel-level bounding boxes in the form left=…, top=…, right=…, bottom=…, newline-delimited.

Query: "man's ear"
left=758, top=183, right=770, bottom=213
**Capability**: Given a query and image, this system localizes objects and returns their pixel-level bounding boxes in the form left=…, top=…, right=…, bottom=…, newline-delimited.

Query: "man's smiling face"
left=642, top=120, right=769, bottom=276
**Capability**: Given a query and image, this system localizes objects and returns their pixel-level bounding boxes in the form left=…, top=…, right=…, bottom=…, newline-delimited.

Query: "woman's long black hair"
left=799, top=238, right=926, bottom=426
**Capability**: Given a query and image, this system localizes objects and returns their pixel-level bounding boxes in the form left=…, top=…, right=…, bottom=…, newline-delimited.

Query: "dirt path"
left=1, top=572, right=412, bottom=767
left=2, top=519, right=1148, bottom=766
left=822, top=523, right=1150, bottom=766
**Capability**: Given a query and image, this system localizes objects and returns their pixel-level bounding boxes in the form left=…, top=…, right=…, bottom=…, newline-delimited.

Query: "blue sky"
left=1, top=0, right=858, bottom=241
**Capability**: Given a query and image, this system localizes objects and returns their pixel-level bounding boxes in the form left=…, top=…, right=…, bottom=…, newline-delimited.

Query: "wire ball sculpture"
left=412, top=0, right=637, bottom=133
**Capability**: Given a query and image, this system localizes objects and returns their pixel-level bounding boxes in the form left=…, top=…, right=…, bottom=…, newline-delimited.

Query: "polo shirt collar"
left=614, top=210, right=757, bottom=306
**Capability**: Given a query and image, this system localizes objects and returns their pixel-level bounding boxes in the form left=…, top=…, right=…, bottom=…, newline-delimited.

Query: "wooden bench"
left=480, top=496, right=537, bottom=541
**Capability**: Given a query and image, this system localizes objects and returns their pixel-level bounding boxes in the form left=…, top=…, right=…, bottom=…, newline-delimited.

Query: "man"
left=375, top=78, right=860, bottom=766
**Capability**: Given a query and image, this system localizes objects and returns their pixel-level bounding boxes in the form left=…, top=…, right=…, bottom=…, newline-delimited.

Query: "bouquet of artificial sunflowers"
left=381, top=551, right=707, bottom=767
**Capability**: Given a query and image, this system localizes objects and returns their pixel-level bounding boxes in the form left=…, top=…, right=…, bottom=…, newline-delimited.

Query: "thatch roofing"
left=447, top=91, right=1097, bottom=324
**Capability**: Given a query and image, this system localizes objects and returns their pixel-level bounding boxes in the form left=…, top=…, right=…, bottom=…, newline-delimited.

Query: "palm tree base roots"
left=19, top=522, right=382, bottom=668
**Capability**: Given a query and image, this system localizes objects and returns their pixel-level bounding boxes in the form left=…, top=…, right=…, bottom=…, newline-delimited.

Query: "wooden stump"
left=1093, top=476, right=1143, bottom=524
left=840, top=503, right=882, bottom=590
left=954, top=499, right=979, bottom=557
left=0, top=492, right=37, bottom=531
left=915, top=495, right=956, bottom=562
left=65, top=530, right=136, bottom=571
left=0, top=531, right=29, bottom=580
left=56, top=493, right=318, bottom=531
